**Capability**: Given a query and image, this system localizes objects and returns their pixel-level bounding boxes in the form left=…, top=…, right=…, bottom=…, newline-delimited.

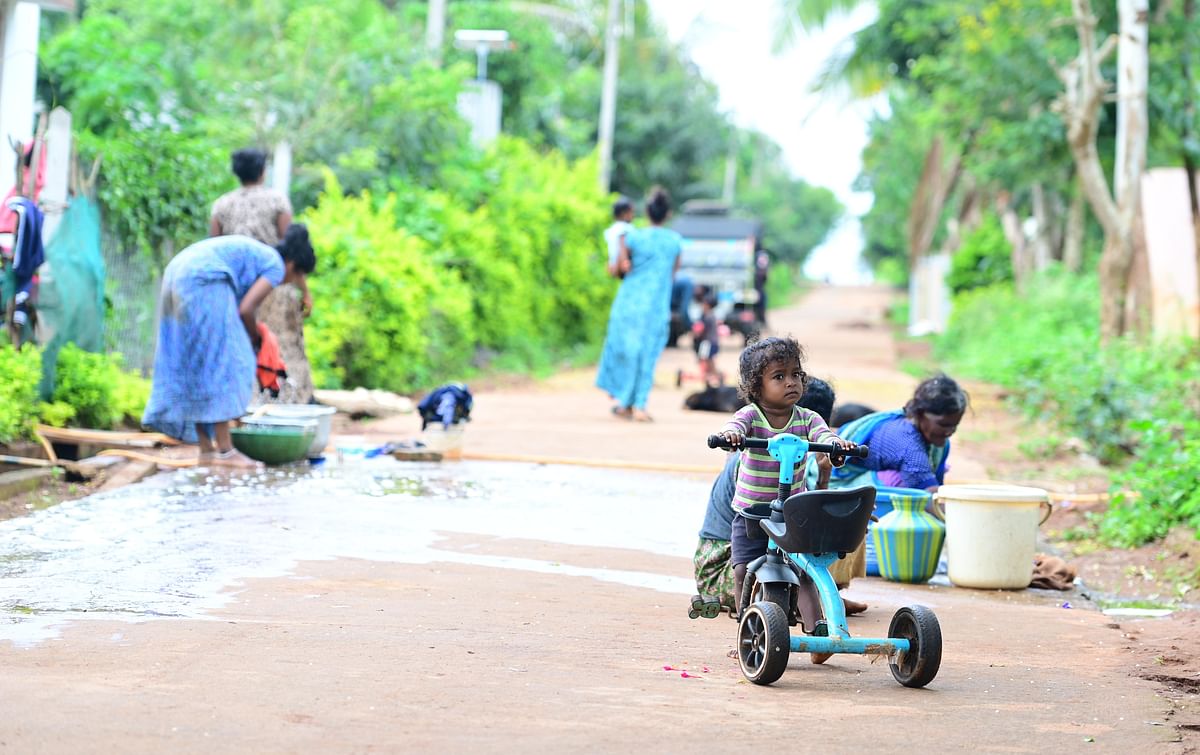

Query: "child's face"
left=759, top=358, right=806, bottom=410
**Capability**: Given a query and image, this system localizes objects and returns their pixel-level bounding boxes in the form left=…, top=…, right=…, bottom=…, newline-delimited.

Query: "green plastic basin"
left=231, top=422, right=316, bottom=465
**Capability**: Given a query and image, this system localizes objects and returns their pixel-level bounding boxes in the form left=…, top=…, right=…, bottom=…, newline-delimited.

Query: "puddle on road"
left=0, top=459, right=707, bottom=645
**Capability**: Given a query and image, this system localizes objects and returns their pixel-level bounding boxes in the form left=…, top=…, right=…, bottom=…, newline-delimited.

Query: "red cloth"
left=256, top=323, right=287, bottom=394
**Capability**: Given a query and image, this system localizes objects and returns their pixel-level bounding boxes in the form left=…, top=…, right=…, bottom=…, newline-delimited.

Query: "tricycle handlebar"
left=706, top=434, right=869, bottom=459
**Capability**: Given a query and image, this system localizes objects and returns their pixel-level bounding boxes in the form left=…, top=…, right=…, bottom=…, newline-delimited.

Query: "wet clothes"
left=418, top=384, right=473, bottom=430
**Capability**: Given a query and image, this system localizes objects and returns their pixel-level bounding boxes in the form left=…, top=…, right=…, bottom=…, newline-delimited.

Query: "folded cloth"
left=256, top=322, right=287, bottom=395
left=1030, top=554, right=1077, bottom=591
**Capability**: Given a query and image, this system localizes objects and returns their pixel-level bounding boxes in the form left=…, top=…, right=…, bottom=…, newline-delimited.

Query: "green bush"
left=302, top=173, right=477, bottom=392
left=937, top=271, right=1200, bottom=544
left=946, top=213, right=1012, bottom=293
left=0, top=344, right=44, bottom=443
left=1101, top=418, right=1200, bottom=547
left=51, top=344, right=119, bottom=429
left=48, top=344, right=150, bottom=430
left=302, top=140, right=612, bottom=392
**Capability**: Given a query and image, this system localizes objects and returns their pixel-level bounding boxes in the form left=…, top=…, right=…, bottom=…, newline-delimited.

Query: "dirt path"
left=0, top=286, right=1194, bottom=752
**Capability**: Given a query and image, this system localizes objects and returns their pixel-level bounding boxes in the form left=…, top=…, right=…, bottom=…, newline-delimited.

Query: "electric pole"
left=427, top=0, right=448, bottom=66
left=597, top=0, right=621, bottom=193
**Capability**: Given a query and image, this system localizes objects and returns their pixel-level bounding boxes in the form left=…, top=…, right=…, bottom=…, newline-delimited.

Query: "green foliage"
left=37, top=402, right=77, bottom=428
left=40, top=0, right=843, bottom=396
left=303, top=140, right=613, bottom=392
left=1101, top=418, right=1200, bottom=547
left=946, top=212, right=1012, bottom=293
left=302, top=173, right=476, bottom=392
left=937, top=272, right=1200, bottom=545
left=51, top=344, right=120, bottom=430
left=0, top=345, right=43, bottom=444
left=48, top=345, right=150, bottom=430
left=76, top=129, right=229, bottom=262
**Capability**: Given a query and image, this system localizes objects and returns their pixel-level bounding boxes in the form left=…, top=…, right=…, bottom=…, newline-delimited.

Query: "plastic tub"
left=937, top=484, right=1051, bottom=589
left=231, top=419, right=317, bottom=465
left=420, top=424, right=464, bottom=459
left=257, top=404, right=337, bottom=457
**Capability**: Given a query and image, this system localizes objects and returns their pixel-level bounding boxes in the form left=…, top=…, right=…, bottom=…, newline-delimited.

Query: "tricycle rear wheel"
left=738, top=601, right=790, bottom=685
left=888, top=605, right=942, bottom=688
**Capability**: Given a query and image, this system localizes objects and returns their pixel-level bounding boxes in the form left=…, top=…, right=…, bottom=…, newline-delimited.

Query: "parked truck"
left=669, top=201, right=764, bottom=346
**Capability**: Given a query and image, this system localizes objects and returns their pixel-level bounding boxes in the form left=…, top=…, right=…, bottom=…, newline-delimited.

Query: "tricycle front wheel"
left=738, top=601, right=790, bottom=685
left=888, top=605, right=942, bottom=688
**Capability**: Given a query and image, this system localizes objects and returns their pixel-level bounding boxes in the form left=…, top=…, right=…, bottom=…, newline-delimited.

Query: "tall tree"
left=1056, top=0, right=1148, bottom=338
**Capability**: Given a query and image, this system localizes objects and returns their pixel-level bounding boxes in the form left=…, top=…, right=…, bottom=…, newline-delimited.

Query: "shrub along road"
left=0, top=286, right=1194, bottom=751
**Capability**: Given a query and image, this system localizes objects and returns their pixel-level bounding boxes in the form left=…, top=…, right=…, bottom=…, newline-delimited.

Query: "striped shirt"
left=723, top=403, right=838, bottom=511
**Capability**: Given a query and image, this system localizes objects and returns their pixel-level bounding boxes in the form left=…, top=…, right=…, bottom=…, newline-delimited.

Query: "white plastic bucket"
left=420, top=424, right=464, bottom=459
left=259, top=404, right=337, bottom=457
left=937, top=484, right=1051, bottom=589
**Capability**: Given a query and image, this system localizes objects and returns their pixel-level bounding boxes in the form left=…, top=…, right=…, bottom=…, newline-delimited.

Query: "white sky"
left=647, top=0, right=879, bottom=283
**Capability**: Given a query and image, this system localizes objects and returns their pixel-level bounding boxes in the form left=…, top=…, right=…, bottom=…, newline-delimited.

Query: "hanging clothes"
left=5, top=197, right=45, bottom=292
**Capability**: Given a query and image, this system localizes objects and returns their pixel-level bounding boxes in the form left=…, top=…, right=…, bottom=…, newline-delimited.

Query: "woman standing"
left=210, top=148, right=314, bottom=401
left=142, top=227, right=314, bottom=467
left=254, top=226, right=317, bottom=402
left=595, top=187, right=681, bottom=422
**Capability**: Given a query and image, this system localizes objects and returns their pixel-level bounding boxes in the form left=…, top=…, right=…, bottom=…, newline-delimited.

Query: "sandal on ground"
left=611, top=406, right=632, bottom=420
left=631, top=410, right=653, bottom=423
left=208, top=448, right=264, bottom=470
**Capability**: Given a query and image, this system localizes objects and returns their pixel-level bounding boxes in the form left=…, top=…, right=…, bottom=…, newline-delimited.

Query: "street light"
left=453, top=29, right=511, bottom=81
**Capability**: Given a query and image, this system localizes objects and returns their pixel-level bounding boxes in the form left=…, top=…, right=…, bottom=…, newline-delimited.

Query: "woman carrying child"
left=595, top=187, right=681, bottom=422
left=716, top=337, right=857, bottom=663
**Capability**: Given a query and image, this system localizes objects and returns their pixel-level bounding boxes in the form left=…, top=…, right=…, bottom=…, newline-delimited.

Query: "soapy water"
left=0, top=458, right=709, bottom=645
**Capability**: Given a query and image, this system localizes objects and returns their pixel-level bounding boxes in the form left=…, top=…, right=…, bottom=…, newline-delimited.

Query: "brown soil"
left=0, top=470, right=103, bottom=523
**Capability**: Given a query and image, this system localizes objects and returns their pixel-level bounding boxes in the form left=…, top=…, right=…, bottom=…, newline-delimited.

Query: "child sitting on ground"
left=718, top=337, right=857, bottom=663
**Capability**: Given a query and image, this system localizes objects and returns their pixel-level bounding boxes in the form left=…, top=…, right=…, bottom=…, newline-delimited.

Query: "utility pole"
left=596, top=0, right=621, bottom=193
left=427, top=0, right=448, bottom=66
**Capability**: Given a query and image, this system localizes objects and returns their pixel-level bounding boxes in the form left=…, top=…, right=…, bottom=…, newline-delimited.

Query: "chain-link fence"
left=101, top=233, right=160, bottom=376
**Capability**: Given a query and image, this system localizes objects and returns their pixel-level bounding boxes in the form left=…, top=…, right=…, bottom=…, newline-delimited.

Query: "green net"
left=38, top=196, right=107, bottom=397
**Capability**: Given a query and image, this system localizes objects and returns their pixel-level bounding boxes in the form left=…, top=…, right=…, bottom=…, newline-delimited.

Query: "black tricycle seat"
left=759, top=486, right=876, bottom=555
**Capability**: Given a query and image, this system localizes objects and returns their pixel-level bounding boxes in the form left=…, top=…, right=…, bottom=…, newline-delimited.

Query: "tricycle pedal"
left=689, top=594, right=723, bottom=620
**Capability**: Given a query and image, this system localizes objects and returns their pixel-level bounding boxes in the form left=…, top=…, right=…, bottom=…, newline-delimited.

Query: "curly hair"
left=276, top=223, right=316, bottom=274
left=737, top=336, right=807, bottom=404
left=904, top=373, right=969, bottom=418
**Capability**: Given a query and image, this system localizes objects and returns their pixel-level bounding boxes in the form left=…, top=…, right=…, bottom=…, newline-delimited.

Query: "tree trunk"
left=1030, top=183, right=1053, bottom=272
left=1063, top=187, right=1085, bottom=273
left=1184, top=0, right=1200, bottom=333
left=1057, top=0, right=1149, bottom=339
left=996, top=191, right=1029, bottom=291
left=1103, top=0, right=1150, bottom=339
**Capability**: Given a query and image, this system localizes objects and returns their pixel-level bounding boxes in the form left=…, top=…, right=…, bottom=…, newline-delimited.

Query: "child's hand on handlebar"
left=828, top=437, right=859, bottom=467
left=721, top=430, right=746, bottom=449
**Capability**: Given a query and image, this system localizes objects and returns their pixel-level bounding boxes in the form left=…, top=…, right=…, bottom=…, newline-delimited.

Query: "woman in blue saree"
left=142, top=226, right=314, bottom=468
left=595, top=187, right=681, bottom=422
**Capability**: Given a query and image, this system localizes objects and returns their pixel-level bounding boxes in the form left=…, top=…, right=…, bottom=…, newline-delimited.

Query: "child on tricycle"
left=706, top=336, right=943, bottom=687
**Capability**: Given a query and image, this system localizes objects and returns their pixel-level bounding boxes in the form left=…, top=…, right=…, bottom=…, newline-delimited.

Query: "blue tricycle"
left=707, top=433, right=942, bottom=688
